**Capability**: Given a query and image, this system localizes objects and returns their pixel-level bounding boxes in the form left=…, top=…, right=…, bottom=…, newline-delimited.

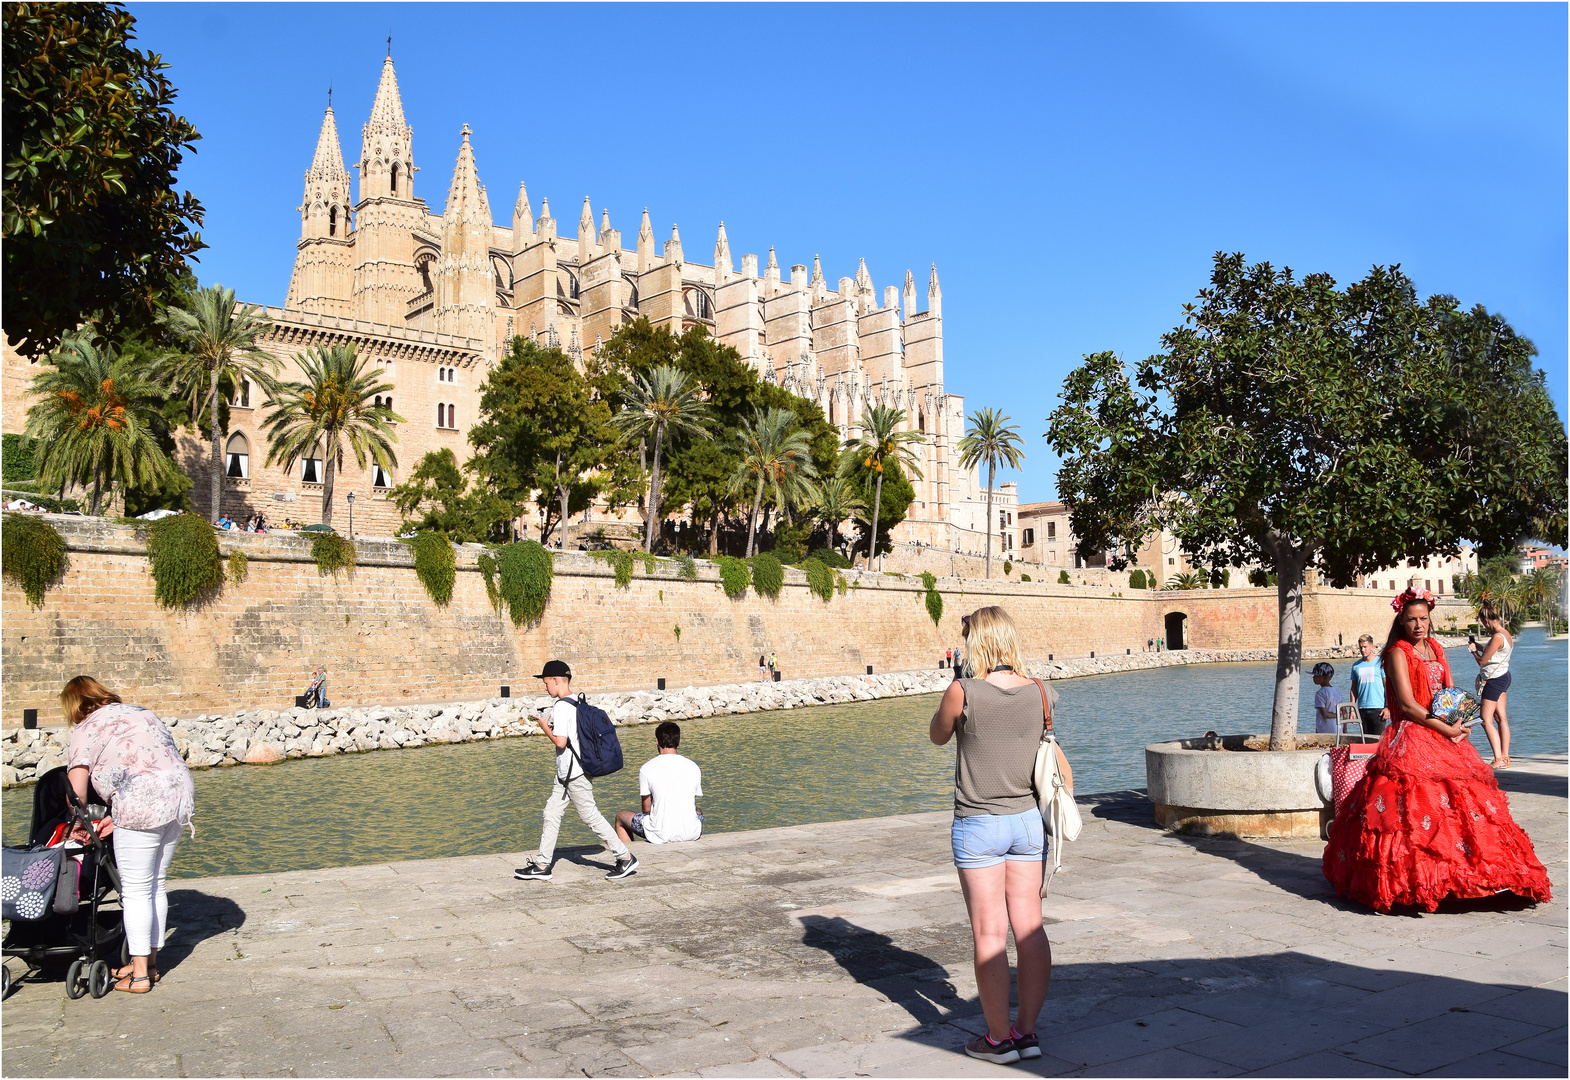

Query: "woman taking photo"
left=1323, top=589, right=1549, bottom=912
left=929, top=606, right=1064, bottom=1064
left=64, top=677, right=195, bottom=993
left=1468, top=600, right=1513, bottom=769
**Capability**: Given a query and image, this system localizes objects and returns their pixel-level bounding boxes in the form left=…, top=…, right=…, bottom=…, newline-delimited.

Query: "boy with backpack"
left=514, top=660, right=637, bottom=882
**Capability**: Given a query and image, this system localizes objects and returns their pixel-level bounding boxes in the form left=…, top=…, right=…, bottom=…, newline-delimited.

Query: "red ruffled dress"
left=1323, top=639, right=1552, bottom=912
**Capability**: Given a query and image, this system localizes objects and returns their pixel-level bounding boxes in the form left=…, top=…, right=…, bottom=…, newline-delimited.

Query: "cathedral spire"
left=434, top=125, right=494, bottom=344
left=903, top=269, right=917, bottom=318
left=359, top=55, right=414, bottom=201
left=637, top=207, right=654, bottom=272
left=578, top=197, right=597, bottom=259
left=928, top=263, right=942, bottom=318
left=512, top=181, right=533, bottom=245
left=715, top=221, right=732, bottom=281
left=666, top=223, right=683, bottom=265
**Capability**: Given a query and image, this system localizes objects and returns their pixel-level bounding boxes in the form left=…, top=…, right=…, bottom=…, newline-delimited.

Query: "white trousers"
left=113, top=820, right=181, bottom=956
left=538, top=775, right=628, bottom=863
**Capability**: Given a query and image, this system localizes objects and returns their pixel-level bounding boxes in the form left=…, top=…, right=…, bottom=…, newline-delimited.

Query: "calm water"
left=7, top=630, right=1563, bottom=878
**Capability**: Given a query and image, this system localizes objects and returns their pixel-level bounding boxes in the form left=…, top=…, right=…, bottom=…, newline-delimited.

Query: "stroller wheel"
left=2, top=963, right=10, bottom=998
left=88, top=960, right=112, bottom=999
left=65, top=959, right=87, bottom=1000
left=1321, top=814, right=1334, bottom=842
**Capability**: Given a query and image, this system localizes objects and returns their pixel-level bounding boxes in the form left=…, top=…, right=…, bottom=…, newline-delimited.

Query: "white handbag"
left=1028, top=679, right=1081, bottom=896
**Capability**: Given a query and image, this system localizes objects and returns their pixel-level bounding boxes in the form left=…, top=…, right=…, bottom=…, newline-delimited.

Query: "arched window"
left=237, top=378, right=251, bottom=408
left=372, top=464, right=392, bottom=489
left=390, top=162, right=399, bottom=195
left=225, top=433, right=250, bottom=479
left=437, top=403, right=445, bottom=427
left=301, top=442, right=323, bottom=484
left=328, top=205, right=338, bottom=237
left=447, top=404, right=456, bottom=429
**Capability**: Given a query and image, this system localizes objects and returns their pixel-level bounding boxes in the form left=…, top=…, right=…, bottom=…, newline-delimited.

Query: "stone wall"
left=1, top=517, right=1420, bottom=726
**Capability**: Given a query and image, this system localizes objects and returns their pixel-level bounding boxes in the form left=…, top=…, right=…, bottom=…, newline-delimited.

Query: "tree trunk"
left=89, top=470, right=103, bottom=517
left=321, top=450, right=336, bottom=528
left=644, top=426, right=665, bottom=552
left=984, top=460, right=995, bottom=579
left=555, top=450, right=569, bottom=548
left=746, top=476, right=765, bottom=557
left=1270, top=540, right=1306, bottom=751
left=208, top=368, right=222, bottom=522
left=708, top=505, right=721, bottom=556
left=868, top=470, right=885, bottom=569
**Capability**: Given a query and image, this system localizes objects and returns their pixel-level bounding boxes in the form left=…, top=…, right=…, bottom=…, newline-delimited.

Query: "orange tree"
left=1047, top=253, right=1567, bottom=750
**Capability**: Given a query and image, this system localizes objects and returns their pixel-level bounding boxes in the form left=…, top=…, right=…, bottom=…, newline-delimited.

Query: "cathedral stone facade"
left=5, top=55, right=1007, bottom=547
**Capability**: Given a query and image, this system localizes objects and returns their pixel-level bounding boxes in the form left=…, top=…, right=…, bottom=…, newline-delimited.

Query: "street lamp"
left=346, top=490, right=355, bottom=538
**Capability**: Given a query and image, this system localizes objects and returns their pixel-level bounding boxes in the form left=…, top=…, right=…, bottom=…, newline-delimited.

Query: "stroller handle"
left=63, top=783, right=103, bottom=846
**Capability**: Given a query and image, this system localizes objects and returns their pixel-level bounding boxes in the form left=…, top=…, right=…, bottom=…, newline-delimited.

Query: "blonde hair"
left=60, top=676, right=121, bottom=725
left=1357, top=633, right=1375, bottom=646
left=961, top=606, right=1024, bottom=676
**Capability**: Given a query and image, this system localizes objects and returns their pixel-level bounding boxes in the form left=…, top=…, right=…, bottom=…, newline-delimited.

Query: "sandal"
left=112, top=966, right=160, bottom=984
left=112, top=975, right=153, bottom=994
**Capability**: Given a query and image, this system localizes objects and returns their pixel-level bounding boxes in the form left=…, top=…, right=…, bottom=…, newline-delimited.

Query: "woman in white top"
left=1468, top=599, right=1514, bottom=768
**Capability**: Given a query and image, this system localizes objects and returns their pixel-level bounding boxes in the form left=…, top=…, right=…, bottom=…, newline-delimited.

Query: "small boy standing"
left=1312, top=662, right=1343, bottom=735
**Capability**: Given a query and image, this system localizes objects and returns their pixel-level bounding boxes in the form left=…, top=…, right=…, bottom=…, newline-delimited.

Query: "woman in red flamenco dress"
left=1323, top=588, right=1552, bottom=913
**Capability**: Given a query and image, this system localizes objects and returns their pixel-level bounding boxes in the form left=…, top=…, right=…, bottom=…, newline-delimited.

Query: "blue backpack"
left=564, top=696, right=623, bottom=781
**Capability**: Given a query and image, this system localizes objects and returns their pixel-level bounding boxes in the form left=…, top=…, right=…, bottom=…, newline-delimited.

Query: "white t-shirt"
left=638, top=753, right=703, bottom=844
left=1314, top=686, right=1344, bottom=734
left=549, top=696, right=580, bottom=781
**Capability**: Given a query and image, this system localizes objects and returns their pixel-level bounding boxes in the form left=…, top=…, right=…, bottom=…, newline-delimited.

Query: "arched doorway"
left=1164, top=611, right=1187, bottom=650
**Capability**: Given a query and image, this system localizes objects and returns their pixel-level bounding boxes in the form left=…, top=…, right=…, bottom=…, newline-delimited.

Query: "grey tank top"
left=953, top=678, right=1047, bottom=818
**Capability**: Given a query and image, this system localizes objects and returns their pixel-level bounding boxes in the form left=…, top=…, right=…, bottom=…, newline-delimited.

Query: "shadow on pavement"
left=798, top=914, right=962, bottom=1029
left=162, top=889, right=246, bottom=972
left=1493, top=767, right=1569, bottom=800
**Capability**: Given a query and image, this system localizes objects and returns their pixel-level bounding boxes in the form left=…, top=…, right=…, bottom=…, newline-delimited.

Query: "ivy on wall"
left=146, top=512, right=223, bottom=608
left=675, top=554, right=698, bottom=582
left=1, top=513, right=68, bottom=607
left=407, top=532, right=456, bottom=606
left=717, top=556, right=750, bottom=599
left=496, top=540, right=553, bottom=626
left=226, top=549, right=248, bottom=584
left=2, top=434, right=38, bottom=486
left=477, top=552, right=501, bottom=612
left=592, top=548, right=635, bottom=588
left=918, top=571, right=944, bottom=627
left=803, top=558, right=834, bottom=603
left=311, top=533, right=356, bottom=577
left=750, top=553, right=784, bottom=600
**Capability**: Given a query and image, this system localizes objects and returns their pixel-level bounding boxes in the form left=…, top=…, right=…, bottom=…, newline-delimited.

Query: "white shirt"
left=550, top=696, right=580, bottom=781
left=638, top=753, right=704, bottom=844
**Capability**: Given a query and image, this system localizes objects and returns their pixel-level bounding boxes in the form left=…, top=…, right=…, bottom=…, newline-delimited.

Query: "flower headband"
left=1391, top=586, right=1436, bottom=613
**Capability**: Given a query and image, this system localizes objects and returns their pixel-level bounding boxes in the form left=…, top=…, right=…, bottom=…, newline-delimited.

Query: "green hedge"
left=717, top=556, right=750, bottom=599
left=750, top=552, right=784, bottom=599
left=311, top=532, right=356, bottom=577
left=408, top=532, right=456, bottom=606
left=2, top=434, right=38, bottom=486
left=1130, top=568, right=1147, bottom=589
left=146, top=513, right=223, bottom=607
left=1058, top=570, right=1070, bottom=584
left=803, top=558, right=834, bottom=603
left=2, top=513, right=68, bottom=606
left=807, top=547, right=851, bottom=569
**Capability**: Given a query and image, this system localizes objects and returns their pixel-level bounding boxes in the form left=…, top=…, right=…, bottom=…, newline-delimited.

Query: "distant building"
left=1360, top=548, right=1478, bottom=595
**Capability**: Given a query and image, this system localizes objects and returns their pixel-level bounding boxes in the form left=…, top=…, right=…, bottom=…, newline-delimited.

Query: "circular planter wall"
left=1145, top=734, right=1338, bottom=838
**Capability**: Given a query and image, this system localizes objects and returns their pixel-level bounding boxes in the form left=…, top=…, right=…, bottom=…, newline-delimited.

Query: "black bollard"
left=22, top=709, right=37, bottom=730
left=867, top=665, right=874, bottom=675
left=500, top=685, right=510, bottom=698
left=773, top=671, right=781, bottom=682
left=657, top=678, right=666, bottom=691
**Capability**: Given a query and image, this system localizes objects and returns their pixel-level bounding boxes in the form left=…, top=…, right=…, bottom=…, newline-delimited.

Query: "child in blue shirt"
left=1312, top=662, right=1343, bottom=735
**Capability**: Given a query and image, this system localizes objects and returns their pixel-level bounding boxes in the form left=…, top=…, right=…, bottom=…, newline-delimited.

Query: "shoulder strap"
left=1031, top=678, right=1053, bottom=731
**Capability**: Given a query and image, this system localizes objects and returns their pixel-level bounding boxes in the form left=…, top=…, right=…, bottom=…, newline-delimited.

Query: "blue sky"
left=128, top=2, right=1567, bottom=504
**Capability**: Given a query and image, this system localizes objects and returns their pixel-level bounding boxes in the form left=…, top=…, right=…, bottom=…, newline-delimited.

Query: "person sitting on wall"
left=614, top=721, right=704, bottom=849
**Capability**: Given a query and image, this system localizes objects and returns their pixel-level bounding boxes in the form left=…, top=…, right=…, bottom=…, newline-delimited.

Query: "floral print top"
left=67, top=703, right=195, bottom=831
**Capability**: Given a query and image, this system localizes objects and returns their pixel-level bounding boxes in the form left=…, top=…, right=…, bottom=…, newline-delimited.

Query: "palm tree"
left=728, top=407, right=821, bottom=557
left=24, top=334, right=181, bottom=515
left=840, top=403, right=924, bottom=568
left=259, top=344, right=401, bottom=529
left=811, top=478, right=867, bottom=558
left=957, top=407, right=1026, bottom=579
left=611, top=365, right=712, bottom=552
left=160, top=285, right=278, bottom=521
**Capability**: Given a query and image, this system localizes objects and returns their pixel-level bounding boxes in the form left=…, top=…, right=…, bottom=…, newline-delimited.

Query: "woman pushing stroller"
left=63, top=676, right=194, bottom=993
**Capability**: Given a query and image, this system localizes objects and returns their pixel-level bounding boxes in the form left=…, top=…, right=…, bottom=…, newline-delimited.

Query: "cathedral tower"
left=285, top=102, right=353, bottom=315
left=433, top=126, right=495, bottom=347
left=350, top=55, right=425, bottom=325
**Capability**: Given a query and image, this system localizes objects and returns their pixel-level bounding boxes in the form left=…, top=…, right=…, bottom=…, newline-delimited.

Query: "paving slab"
left=2, top=756, right=1563, bottom=1077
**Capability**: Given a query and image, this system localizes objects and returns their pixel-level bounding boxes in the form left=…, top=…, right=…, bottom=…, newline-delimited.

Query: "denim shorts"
left=951, top=808, right=1045, bottom=869
left=1480, top=671, right=1512, bottom=702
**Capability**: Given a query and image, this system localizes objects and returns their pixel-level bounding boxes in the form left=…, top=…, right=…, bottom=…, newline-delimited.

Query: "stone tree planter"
left=1145, top=735, right=1338, bottom=838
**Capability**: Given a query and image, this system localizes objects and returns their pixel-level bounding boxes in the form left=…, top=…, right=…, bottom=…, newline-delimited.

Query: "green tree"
left=159, top=285, right=277, bottom=521
left=260, top=343, right=400, bottom=529
left=23, top=332, right=180, bottom=514
left=840, top=404, right=924, bottom=567
left=728, top=407, right=821, bottom=557
left=610, top=364, right=712, bottom=552
left=1047, top=253, right=1568, bottom=750
left=3, top=3, right=204, bottom=359
left=389, top=448, right=514, bottom=543
left=957, top=407, right=1027, bottom=580
left=809, top=477, right=868, bottom=558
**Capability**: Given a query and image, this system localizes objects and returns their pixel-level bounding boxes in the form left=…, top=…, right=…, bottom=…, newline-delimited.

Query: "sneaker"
left=1011, top=1030, right=1041, bottom=1060
left=964, top=1034, right=1020, bottom=1065
left=605, top=854, right=640, bottom=880
left=513, top=862, right=552, bottom=881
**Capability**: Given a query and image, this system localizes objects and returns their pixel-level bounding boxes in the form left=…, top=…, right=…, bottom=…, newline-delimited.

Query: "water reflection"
left=6, top=630, right=1562, bottom=879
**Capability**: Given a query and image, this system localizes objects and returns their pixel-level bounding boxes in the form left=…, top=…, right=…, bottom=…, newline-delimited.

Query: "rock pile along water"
left=1, top=644, right=1370, bottom=787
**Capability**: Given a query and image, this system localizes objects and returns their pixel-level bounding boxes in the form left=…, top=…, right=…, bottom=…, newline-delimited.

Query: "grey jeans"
left=537, top=774, right=629, bottom=864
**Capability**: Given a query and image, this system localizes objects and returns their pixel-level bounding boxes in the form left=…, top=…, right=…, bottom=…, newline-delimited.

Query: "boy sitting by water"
left=1312, top=662, right=1343, bottom=735
left=615, top=722, right=704, bottom=848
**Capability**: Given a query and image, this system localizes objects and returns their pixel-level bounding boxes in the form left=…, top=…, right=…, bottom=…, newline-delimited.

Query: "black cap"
left=533, top=660, right=572, bottom=680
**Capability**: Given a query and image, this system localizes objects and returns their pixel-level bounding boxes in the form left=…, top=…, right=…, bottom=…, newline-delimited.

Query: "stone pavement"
left=3, top=757, right=1564, bottom=1078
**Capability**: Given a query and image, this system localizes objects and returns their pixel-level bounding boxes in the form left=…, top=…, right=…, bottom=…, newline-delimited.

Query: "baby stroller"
left=301, top=668, right=330, bottom=709
left=2, top=767, right=125, bottom=999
